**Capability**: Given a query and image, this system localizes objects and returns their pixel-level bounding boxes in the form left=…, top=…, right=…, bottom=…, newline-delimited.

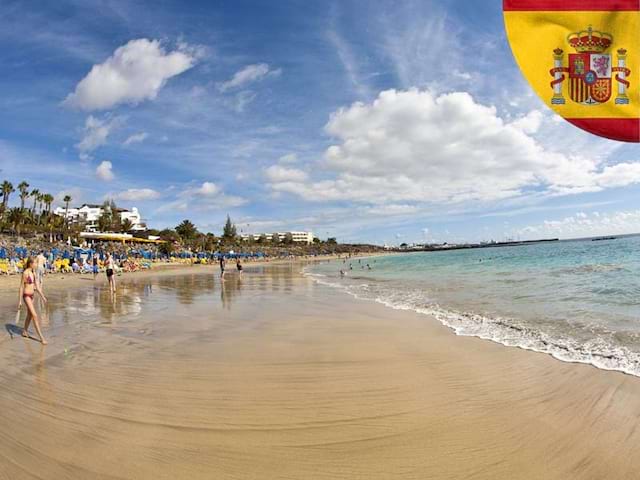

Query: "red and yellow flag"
left=504, top=0, right=638, bottom=142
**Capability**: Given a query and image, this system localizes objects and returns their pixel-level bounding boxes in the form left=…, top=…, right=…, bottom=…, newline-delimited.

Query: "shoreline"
left=305, top=253, right=640, bottom=380
left=1, top=261, right=639, bottom=477
left=0, top=252, right=388, bottom=294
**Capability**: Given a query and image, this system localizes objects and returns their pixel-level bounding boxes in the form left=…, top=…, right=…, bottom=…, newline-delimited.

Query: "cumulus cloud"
left=218, top=63, right=280, bottom=92
left=64, top=39, right=197, bottom=111
left=76, top=115, right=122, bottom=160
left=96, top=160, right=114, bottom=181
left=517, top=210, right=640, bottom=239
left=123, top=132, right=148, bottom=146
left=114, top=188, right=160, bottom=201
left=266, top=89, right=640, bottom=206
left=193, top=181, right=220, bottom=197
left=510, top=110, right=543, bottom=134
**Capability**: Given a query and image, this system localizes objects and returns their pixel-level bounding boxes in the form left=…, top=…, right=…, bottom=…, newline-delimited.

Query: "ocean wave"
left=304, top=270, right=640, bottom=378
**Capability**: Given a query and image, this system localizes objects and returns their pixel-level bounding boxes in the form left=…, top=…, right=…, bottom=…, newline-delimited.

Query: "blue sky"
left=2, top=0, right=640, bottom=244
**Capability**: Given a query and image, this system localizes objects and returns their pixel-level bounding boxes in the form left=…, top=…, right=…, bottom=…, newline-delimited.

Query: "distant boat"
left=592, top=237, right=618, bottom=242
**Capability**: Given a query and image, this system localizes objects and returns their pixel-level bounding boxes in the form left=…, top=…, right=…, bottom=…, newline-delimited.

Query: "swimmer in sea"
left=18, top=257, right=48, bottom=344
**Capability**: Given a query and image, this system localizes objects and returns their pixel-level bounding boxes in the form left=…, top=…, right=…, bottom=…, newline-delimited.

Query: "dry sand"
left=0, top=263, right=639, bottom=479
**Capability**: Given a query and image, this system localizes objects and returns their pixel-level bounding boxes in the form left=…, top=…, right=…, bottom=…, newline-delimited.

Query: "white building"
left=240, top=231, right=314, bottom=245
left=119, top=208, right=144, bottom=231
left=53, top=204, right=146, bottom=232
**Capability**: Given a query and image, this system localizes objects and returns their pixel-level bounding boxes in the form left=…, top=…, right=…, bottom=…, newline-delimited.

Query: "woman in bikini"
left=18, top=257, right=48, bottom=344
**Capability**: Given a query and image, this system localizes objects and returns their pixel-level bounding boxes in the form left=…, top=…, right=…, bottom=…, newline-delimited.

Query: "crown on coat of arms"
left=567, top=26, right=613, bottom=53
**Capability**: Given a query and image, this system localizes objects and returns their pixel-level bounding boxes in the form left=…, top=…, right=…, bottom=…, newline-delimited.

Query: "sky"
left=2, top=0, right=640, bottom=245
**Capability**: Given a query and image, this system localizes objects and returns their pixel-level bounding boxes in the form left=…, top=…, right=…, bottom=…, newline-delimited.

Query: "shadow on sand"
left=5, top=323, right=24, bottom=339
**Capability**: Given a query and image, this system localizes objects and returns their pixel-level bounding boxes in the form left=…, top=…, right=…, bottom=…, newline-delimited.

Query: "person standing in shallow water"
left=105, top=252, right=116, bottom=293
left=18, top=257, right=48, bottom=344
left=35, top=251, right=46, bottom=292
left=236, top=257, right=243, bottom=277
left=219, top=254, right=226, bottom=280
left=92, top=255, right=99, bottom=279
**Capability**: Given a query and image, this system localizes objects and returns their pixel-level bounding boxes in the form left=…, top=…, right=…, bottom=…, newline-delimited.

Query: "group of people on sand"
left=17, top=252, right=117, bottom=345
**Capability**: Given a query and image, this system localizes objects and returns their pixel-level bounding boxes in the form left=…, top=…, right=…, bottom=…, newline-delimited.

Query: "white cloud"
left=510, top=110, right=543, bottom=135
left=156, top=181, right=247, bottom=213
left=218, top=63, right=280, bottom=92
left=193, top=181, right=220, bottom=197
left=114, top=188, right=160, bottom=201
left=517, top=210, right=640, bottom=239
left=266, top=89, right=640, bottom=206
left=233, top=90, right=257, bottom=113
left=96, top=160, right=114, bottom=181
left=264, top=165, right=308, bottom=183
left=365, top=204, right=420, bottom=216
left=278, top=153, right=298, bottom=164
left=123, top=132, right=148, bottom=146
left=64, top=39, right=197, bottom=111
left=76, top=115, right=122, bottom=159
left=327, top=29, right=370, bottom=98
left=452, top=70, right=472, bottom=81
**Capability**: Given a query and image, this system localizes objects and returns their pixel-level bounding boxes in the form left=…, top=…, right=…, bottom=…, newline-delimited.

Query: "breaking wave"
left=304, top=271, right=640, bottom=378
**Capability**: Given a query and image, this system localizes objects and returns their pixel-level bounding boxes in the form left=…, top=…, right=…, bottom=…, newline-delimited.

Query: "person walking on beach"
left=35, top=251, right=46, bottom=292
left=92, top=255, right=99, bottom=279
left=236, top=257, right=243, bottom=277
left=105, top=252, right=116, bottom=293
left=219, top=254, right=226, bottom=280
left=18, top=257, right=48, bottom=345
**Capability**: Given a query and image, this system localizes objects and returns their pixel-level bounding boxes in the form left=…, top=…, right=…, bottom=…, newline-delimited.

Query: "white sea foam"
left=304, top=271, right=640, bottom=378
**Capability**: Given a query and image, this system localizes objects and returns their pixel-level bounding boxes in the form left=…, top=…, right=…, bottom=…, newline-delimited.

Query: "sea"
left=307, top=236, right=640, bottom=376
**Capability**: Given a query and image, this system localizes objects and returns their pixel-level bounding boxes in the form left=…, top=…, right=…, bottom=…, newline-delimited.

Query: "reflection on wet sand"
left=8, top=265, right=640, bottom=478
left=221, top=275, right=243, bottom=310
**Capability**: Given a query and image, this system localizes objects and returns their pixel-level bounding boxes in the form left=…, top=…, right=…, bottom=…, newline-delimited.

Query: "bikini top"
left=25, top=273, right=34, bottom=285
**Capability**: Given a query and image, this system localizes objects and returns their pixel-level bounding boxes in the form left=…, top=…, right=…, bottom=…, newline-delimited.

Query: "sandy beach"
left=1, top=262, right=640, bottom=479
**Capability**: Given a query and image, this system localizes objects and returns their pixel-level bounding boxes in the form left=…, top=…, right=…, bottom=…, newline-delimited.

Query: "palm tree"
left=121, top=218, right=133, bottom=233
left=7, top=207, right=24, bottom=235
left=30, top=188, right=39, bottom=214
left=34, top=193, right=43, bottom=225
left=63, top=195, right=72, bottom=229
left=17, top=181, right=29, bottom=211
left=176, top=219, right=198, bottom=243
left=1, top=181, right=14, bottom=210
left=42, top=193, right=54, bottom=217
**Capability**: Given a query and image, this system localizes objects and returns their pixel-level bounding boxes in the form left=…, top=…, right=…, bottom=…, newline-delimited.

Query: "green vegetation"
left=0, top=179, right=65, bottom=237
left=0, top=178, right=359, bottom=254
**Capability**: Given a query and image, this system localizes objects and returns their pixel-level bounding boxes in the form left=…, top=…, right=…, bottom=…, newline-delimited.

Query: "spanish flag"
left=504, top=0, right=638, bottom=142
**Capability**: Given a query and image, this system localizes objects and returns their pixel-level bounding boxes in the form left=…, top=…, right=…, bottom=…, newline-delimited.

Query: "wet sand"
left=1, top=264, right=640, bottom=479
